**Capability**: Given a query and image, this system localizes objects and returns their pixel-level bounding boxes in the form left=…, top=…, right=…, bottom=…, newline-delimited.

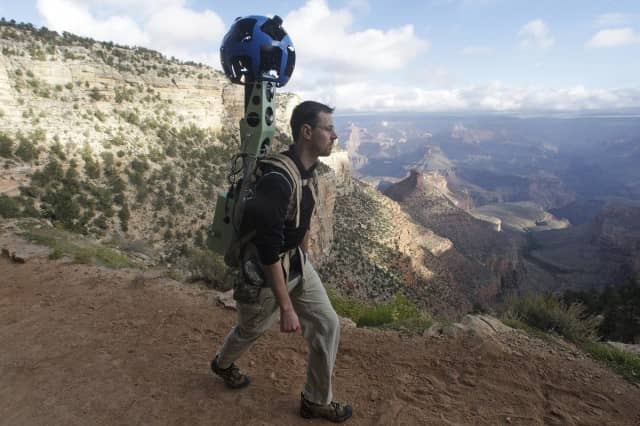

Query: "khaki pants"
left=216, top=259, right=340, bottom=405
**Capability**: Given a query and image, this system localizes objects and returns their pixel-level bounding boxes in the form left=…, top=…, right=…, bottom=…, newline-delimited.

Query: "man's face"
left=309, top=112, right=337, bottom=157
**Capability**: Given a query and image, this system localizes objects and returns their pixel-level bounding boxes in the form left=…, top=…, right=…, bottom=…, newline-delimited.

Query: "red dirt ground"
left=2, top=254, right=640, bottom=425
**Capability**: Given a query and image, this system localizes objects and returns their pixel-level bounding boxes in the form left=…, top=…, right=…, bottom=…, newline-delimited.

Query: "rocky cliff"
left=0, top=22, right=311, bottom=259
left=383, top=169, right=532, bottom=310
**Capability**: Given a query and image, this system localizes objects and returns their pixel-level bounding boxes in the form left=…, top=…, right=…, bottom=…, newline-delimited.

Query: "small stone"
left=217, top=290, right=237, bottom=311
left=369, top=390, right=379, bottom=401
left=269, top=372, right=276, bottom=380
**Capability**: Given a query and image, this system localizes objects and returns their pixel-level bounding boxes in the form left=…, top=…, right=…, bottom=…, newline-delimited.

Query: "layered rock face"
left=0, top=24, right=304, bottom=256
left=383, top=169, right=529, bottom=308
left=308, top=150, right=358, bottom=265
left=307, top=169, right=337, bottom=265
left=319, top=150, right=353, bottom=195
left=525, top=202, right=640, bottom=293
left=0, top=36, right=298, bottom=137
left=593, top=205, right=640, bottom=254
left=320, top=177, right=462, bottom=316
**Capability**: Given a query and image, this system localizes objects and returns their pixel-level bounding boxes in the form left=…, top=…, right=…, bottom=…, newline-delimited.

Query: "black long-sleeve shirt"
left=245, top=145, right=317, bottom=268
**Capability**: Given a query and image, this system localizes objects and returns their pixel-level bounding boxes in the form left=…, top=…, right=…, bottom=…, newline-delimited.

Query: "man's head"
left=290, top=101, right=337, bottom=157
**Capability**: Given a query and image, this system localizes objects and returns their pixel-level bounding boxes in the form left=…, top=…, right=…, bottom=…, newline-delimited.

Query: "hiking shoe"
left=210, top=356, right=251, bottom=389
left=300, top=393, right=353, bottom=423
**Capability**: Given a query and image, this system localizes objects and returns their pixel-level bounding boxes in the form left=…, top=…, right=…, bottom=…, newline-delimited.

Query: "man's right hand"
left=280, top=307, right=300, bottom=333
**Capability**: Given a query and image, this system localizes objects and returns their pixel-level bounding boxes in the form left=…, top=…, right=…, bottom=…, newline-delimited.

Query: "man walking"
left=211, top=101, right=352, bottom=423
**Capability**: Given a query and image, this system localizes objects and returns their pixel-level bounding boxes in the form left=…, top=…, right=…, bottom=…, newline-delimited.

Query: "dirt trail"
left=2, top=254, right=640, bottom=425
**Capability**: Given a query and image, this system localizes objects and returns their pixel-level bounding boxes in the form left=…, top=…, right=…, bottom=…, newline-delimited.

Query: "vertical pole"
left=209, top=82, right=277, bottom=257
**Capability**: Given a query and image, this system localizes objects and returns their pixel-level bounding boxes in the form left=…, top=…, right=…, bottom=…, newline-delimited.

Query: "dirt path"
left=2, top=255, right=640, bottom=425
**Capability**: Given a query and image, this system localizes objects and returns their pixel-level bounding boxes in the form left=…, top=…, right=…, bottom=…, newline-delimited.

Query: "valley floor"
left=1, top=254, right=640, bottom=425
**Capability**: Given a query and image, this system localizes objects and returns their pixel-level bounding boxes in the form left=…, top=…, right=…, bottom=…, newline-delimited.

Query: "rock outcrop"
left=0, top=23, right=304, bottom=259
left=307, top=168, right=337, bottom=265
left=383, top=169, right=530, bottom=310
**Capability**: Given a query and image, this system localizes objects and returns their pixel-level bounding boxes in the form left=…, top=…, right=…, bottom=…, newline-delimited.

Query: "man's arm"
left=262, top=261, right=300, bottom=333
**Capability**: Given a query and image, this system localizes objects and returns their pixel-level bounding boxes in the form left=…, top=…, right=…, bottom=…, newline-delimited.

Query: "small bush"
left=21, top=223, right=136, bottom=269
left=582, top=342, right=640, bottom=383
left=327, top=288, right=431, bottom=332
left=0, top=133, right=13, bottom=157
left=503, top=293, right=601, bottom=343
left=184, top=247, right=230, bottom=289
left=0, top=194, right=21, bottom=218
left=89, top=87, right=103, bottom=101
left=15, top=137, right=39, bottom=162
left=114, top=86, right=134, bottom=103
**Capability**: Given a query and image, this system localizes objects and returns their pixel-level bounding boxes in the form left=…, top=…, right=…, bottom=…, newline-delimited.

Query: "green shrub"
left=41, top=156, right=64, bottom=181
left=0, top=133, right=13, bottom=157
left=21, top=224, right=136, bottom=269
left=114, top=86, right=134, bottom=103
left=582, top=342, right=640, bottom=383
left=184, top=247, right=230, bottom=289
left=326, top=288, right=431, bottom=332
left=503, top=293, right=601, bottom=343
left=0, top=194, right=21, bottom=218
left=118, top=203, right=130, bottom=232
left=15, top=137, right=39, bottom=162
left=82, top=148, right=100, bottom=179
left=92, top=214, right=108, bottom=230
left=89, top=87, right=103, bottom=101
left=49, top=141, right=66, bottom=160
left=564, top=278, right=640, bottom=344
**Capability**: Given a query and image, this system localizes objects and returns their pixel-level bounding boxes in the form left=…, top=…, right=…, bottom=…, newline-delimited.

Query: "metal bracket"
left=209, top=82, right=277, bottom=255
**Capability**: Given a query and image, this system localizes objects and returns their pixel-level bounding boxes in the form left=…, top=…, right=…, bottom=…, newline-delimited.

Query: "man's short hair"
left=290, top=101, right=334, bottom=142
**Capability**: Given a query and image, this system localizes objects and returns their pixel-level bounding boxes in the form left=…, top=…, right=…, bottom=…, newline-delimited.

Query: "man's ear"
left=301, top=123, right=313, bottom=140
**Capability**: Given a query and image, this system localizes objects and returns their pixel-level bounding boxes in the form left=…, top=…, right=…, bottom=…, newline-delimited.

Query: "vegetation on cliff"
left=503, top=290, right=640, bottom=383
left=0, top=19, right=293, bottom=271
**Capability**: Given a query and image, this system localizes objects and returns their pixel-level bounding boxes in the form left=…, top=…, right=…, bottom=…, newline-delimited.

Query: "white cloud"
left=586, top=27, right=640, bottom=48
left=284, top=0, right=428, bottom=74
left=409, top=65, right=458, bottom=89
left=145, top=7, right=224, bottom=49
left=37, top=0, right=149, bottom=46
left=461, top=46, right=493, bottom=55
left=294, top=80, right=640, bottom=113
left=435, top=0, right=497, bottom=7
left=596, top=13, right=628, bottom=27
left=518, top=19, right=554, bottom=49
left=36, top=0, right=225, bottom=64
left=77, top=0, right=185, bottom=17
left=347, top=0, right=371, bottom=13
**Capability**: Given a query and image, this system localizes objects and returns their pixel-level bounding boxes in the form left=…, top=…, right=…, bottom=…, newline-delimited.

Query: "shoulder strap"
left=260, top=153, right=303, bottom=227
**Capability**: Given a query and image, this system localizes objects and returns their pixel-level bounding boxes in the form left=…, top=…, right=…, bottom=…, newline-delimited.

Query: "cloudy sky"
left=2, top=0, right=640, bottom=112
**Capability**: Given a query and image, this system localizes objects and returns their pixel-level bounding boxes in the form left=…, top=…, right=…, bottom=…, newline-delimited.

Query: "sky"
left=1, top=0, right=640, bottom=113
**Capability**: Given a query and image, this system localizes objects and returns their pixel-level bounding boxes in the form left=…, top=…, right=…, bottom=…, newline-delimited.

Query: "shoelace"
left=330, top=401, right=343, bottom=414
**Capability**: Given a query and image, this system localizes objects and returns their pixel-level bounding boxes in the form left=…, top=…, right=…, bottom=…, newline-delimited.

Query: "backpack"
left=223, top=152, right=318, bottom=269
left=223, top=152, right=318, bottom=304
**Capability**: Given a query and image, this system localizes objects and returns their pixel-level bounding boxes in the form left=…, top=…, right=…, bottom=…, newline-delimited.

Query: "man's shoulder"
left=257, top=163, right=295, bottom=197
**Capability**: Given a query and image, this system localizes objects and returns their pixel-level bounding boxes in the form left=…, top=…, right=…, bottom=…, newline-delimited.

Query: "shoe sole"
left=300, top=405, right=353, bottom=423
